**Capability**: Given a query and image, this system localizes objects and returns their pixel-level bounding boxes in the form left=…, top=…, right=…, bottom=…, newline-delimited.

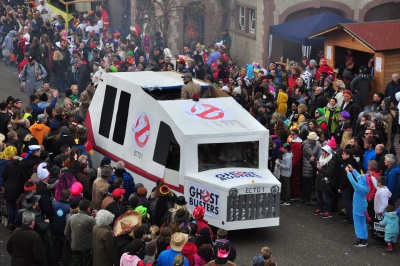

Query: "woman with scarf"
left=312, top=145, right=336, bottom=218
left=324, top=98, right=341, bottom=134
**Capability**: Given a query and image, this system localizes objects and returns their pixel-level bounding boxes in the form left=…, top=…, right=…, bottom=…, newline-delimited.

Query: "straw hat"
left=170, top=232, right=188, bottom=252
left=113, top=210, right=142, bottom=237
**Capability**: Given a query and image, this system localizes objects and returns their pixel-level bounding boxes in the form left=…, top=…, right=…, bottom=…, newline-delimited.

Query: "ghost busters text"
left=189, top=186, right=220, bottom=215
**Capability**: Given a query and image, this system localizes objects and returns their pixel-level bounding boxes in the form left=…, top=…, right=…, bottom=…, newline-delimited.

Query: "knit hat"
left=325, top=76, right=333, bottom=84
left=60, top=126, right=69, bottom=135
left=233, top=87, right=242, bottom=95
left=127, top=51, right=134, bottom=56
left=24, top=179, right=36, bottom=191
left=326, top=136, right=337, bottom=149
left=37, top=162, right=50, bottom=180
left=343, top=90, right=352, bottom=97
left=316, top=108, right=324, bottom=117
left=309, top=59, right=317, bottom=66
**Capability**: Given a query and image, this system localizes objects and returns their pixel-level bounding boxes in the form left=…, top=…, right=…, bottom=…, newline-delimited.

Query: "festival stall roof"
left=269, top=12, right=354, bottom=46
left=309, top=20, right=400, bottom=94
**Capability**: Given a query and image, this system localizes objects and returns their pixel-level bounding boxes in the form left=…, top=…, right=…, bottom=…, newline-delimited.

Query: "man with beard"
left=181, top=73, right=201, bottom=100
left=369, top=93, right=384, bottom=112
left=19, top=56, right=47, bottom=96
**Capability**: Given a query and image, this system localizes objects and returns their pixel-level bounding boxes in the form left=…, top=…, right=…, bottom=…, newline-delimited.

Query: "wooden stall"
left=309, top=20, right=400, bottom=95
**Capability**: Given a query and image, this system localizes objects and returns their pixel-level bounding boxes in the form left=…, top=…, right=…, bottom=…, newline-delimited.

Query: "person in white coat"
left=37, top=0, right=52, bottom=21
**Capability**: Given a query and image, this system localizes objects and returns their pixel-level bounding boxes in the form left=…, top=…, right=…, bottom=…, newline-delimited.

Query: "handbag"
left=371, top=214, right=385, bottom=241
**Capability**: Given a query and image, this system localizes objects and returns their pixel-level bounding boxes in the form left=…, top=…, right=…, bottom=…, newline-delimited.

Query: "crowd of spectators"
left=1, top=0, right=400, bottom=265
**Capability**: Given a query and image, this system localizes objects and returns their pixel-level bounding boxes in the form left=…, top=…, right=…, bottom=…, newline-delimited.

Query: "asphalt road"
left=0, top=61, right=399, bottom=265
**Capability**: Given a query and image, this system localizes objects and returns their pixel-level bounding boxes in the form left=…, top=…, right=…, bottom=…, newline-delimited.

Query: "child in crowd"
left=379, top=205, right=399, bottom=252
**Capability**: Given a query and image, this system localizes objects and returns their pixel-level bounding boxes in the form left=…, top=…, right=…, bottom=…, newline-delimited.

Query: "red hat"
left=112, top=188, right=126, bottom=198
left=326, top=136, right=337, bottom=149
left=211, top=62, right=219, bottom=68
left=193, top=206, right=205, bottom=219
left=177, top=58, right=186, bottom=64
left=71, top=182, right=83, bottom=196
left=89, top=43, right=96, bottom=49
left=320, top=58, right=327, bottom=64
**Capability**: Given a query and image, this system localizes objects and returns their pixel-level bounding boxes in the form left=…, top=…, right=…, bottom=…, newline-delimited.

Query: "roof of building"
left=309, top=20, right=400, bottom=52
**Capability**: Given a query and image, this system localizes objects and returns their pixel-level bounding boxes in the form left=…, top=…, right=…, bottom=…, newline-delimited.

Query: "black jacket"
left=376, top=150, right=388, bottom=173
left=36, top=181, right=53, bottom=223
left=312, top=93, right=328, bottom=116
left=0, top=112, right=10, bottom=137
left=18, top=154, right=41, bottom=184
left=3, top=159, right=23, bottom=202
left=340, top=100, right=361, bottom=132
left=54, top=135, right=75, bottom=156
left=339, top=156, right=359, bottom=190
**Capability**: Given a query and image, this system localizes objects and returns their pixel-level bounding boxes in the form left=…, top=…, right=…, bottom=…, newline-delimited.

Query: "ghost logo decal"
left=133, top=113, right=151, bottom=148
left=189, top=102, right=224, bottom=120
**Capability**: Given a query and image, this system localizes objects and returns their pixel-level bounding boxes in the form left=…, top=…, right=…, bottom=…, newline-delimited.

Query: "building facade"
left=127, top=0, right=400, bottom=66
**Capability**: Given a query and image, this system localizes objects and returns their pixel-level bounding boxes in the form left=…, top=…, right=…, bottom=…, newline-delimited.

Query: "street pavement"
left=0, top=62, right=399, bottom=265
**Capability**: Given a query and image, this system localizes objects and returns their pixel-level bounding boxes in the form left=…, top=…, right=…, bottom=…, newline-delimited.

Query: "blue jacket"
left=157, top=249, right=189, bottom=266
left=52, top=200, right=70, bottom=236
left=30, top=97, right=57, bottom=120
left=347, top=169, right=369, bottom=215
left=384, top=164, right=400, bottom=206
left=363, top=149, right=376, bottom=173
left=379, top=211, right=399, bottom=236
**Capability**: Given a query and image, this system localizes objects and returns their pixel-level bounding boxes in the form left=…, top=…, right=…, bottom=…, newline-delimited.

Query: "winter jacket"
left=376, top=150, right=388, bottom=173
left=302, top=140, right=320, bottom=178
left=363, top=149, right=376, bottom=173
left=347, top=170, right=369, bottom=216
left=52, top=200, right=70, bottom=236
left=19, top=62, right=47, bottom=93
left=18, top=154, right=41, bottom=184
left=64, top=210, right=95, bottom=251
left=92, top=178, right=110, bottom=210
left=6, top=225, right=44, bottom=266
left=16, top=206, right=50, bottom=234
left=316, top=65, right=334, bottom=81
left=385, top=81, right=400, bottom=105
left=36, top=181, right=53, bottom=223
left=315, top=155, right=336, bottom=191
left=384, top=164, right=400, bottom=206
left=0, top=159, right=10, bottom=187
left=2, top=30, right=16, bottom=52
left=280, top=152, right=293, bottom=177
left=54, top=135, right=75, bottom=156
left=30, top=97, right=57, bottom=120
left=93, top=225, right=118, bottom=266
left=195, top=218, right=214, bottom=238
left=51, top=58, right=67, bottom=78
left=351, top=74, right=373, bottom=108
left=324, top=105, right=341, bottom=133
left=312, top=93, right=328, bottom=116
left=373, top=184, right=391, bottom=215
left=3, top=159, right=24, bottom=202
left=207, top=51, right=221, bottom=66
left=115, top=234, right=133, bottom=261
left=366, top=170, right=381, bottom=201
left=379, top=211, right=399, bottom=237
left=194, top=253, right=208, bottom=266
left=0, top=112, right=11, bottom=137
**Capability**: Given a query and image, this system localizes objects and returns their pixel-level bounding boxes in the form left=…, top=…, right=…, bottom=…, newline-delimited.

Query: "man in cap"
left=19, top=56, right=48, bottom=96
left=181, top=73, right=201, bottom=100
left=105, top=188, right=127, bottom=227
left=7, top=211, right=45, bottom=265
left=65, top=199, right=96, bottom=266
left=302, top=132, right=321, bottom=205
left=351, top=66, right=373, bottom=109
left=18, top=145, right=42, bottom=182
left=29, top=114, right=49, bottom=145
left=92, top=165, right=112, bottom=210
left=157, top=232, right=189, bottom=266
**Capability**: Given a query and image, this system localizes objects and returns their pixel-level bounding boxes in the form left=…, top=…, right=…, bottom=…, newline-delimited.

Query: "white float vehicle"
left=86, top=71, right=280, bottom=230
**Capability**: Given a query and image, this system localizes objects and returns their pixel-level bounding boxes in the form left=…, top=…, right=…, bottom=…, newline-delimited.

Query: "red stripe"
left=85, top=111, right=184, bottom=194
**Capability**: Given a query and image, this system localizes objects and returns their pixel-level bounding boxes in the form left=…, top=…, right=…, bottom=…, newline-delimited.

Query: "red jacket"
left=366, top=170, right=381, bottom=201
left=18, top=58, right=29, bottom=74
left=316, top=65, right=334, bottom=80
left=195, top=218, right=214, bottom=238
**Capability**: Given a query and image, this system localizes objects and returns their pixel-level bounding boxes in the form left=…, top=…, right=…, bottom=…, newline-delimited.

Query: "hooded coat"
left=29, top=123, right=50, bottom=145
left=379, top=211, right=399, bottom=242
left=347, top=169, right=369, bottom=216
left=351, top=74, right=373, bottom=108
left=280, top=152, right=293, bottom=177
left=384, top=164, right=400, bottom=206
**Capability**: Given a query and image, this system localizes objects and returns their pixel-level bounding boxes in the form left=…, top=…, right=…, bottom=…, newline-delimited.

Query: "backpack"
left=120, top=253, right=141, bottom=266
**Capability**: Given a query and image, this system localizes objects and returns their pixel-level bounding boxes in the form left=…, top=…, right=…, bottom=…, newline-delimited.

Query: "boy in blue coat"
left=346, top=164, right=370, bottom=247
left=379, top=205, right=399, bottom=252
